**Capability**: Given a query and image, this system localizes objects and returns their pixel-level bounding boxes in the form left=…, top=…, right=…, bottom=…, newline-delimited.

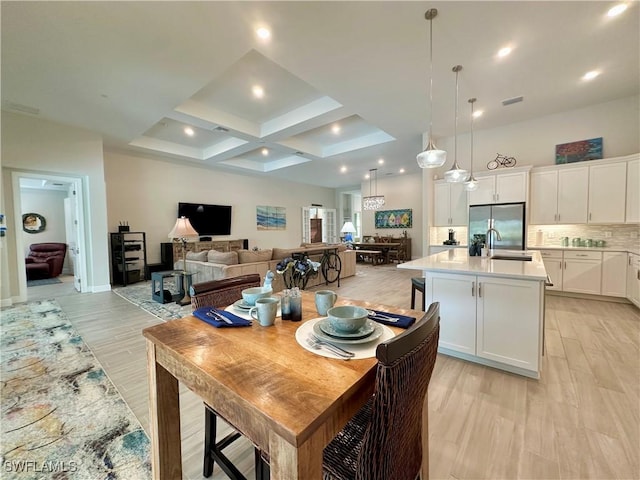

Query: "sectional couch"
left=174, top=244, right=356, bottom=292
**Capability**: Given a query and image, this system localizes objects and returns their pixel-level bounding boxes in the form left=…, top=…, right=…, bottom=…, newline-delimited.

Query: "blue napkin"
left=193, top=307, right=252, bottom=328
left=367, top=309, right=415, bottom=329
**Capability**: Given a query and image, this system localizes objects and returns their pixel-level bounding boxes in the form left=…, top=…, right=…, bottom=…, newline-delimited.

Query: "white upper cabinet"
left=588, top=161, right=626, bottom=223
left=530, top=166, right=588, bottom=224
left=626, top=159, right=639, bottom=223
left=468, top=170, right=528, bottom=205
left=434, top=181, right=468, bottom=226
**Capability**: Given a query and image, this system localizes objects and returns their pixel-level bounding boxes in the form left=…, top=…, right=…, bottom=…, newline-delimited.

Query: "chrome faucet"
left=486, top=219, right=502, bottom=250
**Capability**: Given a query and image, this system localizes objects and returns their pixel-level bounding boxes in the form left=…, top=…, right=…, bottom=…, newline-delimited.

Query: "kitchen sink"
left=489, top=254, right=532, bottom=261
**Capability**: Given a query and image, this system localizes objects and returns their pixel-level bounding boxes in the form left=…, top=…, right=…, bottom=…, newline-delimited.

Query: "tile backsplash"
left=527, top=224, right=640, bottom=250
left=431, top=226, right=469, bottom=246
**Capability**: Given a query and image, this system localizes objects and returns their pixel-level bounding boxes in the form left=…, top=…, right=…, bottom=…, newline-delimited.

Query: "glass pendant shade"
left=445, top=65, right=468, bottom=183
left=417, top=139, right=447, bottom=168
left=464, top=97, right=479, bottom=191
left=417, top=8, right=446, bottom=168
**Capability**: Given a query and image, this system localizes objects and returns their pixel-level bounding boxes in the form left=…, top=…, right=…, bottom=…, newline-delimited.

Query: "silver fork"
left=306, top=335, right=354, bottom=359
left=366, top=310, right=399, bottom=322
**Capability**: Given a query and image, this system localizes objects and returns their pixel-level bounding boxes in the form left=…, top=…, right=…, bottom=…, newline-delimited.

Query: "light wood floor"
left=24, top=267, right=640, bottom=480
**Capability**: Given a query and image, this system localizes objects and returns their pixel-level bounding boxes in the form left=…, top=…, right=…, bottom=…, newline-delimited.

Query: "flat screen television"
left=178, top=202, right=232, bottom=236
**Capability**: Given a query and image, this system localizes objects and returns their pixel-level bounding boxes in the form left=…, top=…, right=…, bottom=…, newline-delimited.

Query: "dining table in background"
left=143, top=291, right=427, bottom=479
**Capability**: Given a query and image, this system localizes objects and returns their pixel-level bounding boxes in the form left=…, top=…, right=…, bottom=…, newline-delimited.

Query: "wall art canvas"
left=555, top=137, right=603, bottom=164
left=375, top=209, right=412, bottom=229
left=257, top=206, right=286, bottom=230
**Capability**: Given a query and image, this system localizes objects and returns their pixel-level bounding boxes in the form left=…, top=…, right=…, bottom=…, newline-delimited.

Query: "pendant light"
left=416, top=8, right=447, bottom=168
left=362, top=168, right=385, bottom=210
left=444, top=65, right=468, bottom=183
left=464, top=97, right=479, bottom=191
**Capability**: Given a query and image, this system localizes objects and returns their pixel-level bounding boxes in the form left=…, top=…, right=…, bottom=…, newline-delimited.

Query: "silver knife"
left=207, top=310, right=233, bottom=324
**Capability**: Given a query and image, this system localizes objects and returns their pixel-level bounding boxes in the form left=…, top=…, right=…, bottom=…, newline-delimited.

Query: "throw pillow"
left=186, top=251, right=208, bottom=262
left=207, top=250, right=238, bottom=265
left=237, top=249, right=273, bottom=264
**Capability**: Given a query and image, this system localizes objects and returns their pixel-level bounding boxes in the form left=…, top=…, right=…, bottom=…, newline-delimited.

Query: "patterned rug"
left=0, top=300, right=151, bottom=479
left=113, top=280, right=192, bottom=321
left=26, top=277, right=62, bottom=287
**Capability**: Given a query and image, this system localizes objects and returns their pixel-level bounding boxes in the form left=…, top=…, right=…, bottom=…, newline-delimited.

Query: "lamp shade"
left=340, top=221, right=356, bottom=234
left=168, top=216, right=199, bottom=239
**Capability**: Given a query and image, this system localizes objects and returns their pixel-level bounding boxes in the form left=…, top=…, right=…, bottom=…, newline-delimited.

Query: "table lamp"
left=168, top=216, right=199, bottom=305
left=340, top=221, right=356, bottom=243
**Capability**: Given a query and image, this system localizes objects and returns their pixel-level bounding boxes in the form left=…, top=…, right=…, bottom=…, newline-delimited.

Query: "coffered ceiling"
left=2, top=1, right=638, bottom=188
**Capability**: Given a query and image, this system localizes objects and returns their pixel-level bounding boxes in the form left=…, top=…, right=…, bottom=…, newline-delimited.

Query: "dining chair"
left=322, top=302, right=440, bottom=480
left=190, top=273, right=268, bottom=480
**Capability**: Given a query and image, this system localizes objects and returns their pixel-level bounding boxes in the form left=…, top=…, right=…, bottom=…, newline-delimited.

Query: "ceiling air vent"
left=214, top=126, right=229, bottom=132
left=295, top=151, right=304, bottom=156
left=2, top=101, right=40, bottom=115
left=502, top=96, right=524, bottom=106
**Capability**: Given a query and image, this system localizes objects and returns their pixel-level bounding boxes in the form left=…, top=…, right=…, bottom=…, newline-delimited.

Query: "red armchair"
left=25, top=243, right=67, bottom=280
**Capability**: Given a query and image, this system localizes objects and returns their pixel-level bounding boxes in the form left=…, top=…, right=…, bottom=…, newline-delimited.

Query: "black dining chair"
left=190, top=274, right=269, bottom=480
left=322, top=302, right=440, bottom=480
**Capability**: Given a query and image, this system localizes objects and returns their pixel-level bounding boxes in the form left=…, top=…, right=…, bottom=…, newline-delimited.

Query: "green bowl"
left=327, top=305, right=368, bottom=333
left=241, top=286, right=273, bottom=306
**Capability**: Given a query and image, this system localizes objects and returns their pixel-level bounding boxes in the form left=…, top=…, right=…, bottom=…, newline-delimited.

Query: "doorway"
left=12, top=171, right=88, bottom=302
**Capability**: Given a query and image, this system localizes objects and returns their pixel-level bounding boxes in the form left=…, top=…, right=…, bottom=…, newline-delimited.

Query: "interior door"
left=66, top=183, right=82, bottom=292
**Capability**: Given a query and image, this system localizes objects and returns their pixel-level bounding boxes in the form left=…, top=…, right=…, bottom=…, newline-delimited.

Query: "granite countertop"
left=399, top=249, right=548, bottom=281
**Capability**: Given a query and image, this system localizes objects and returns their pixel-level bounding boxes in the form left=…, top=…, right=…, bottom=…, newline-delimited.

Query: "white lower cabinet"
left=563, top=251, right=602, bottom=294
left=426, top=272, right=542, bottom=376
left=539, top=250, right=563, bottom=291
left=427, top=273, right=476, bottom=355
left=627, top=253, right=640, bottom=308
left=476, top=276, right=542, bottom=372
left=602, top=251, right=627, bottom=297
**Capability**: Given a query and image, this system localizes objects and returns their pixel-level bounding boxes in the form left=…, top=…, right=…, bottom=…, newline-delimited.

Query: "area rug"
left=26, top=277, right=62, bottom=287
left=113, top=280, right=191, bottom=321
left=0, top=300, right=151, bottom=479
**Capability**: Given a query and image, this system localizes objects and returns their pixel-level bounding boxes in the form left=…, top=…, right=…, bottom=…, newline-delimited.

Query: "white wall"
left=360, top=172, right=423, bottom=258
left=103, top=151, right=337, bottom=265
left=1, top=111, right=110, bottom=300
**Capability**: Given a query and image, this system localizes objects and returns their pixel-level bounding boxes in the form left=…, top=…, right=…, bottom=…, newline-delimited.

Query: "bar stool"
left=411, top=277, right=425, bottom=311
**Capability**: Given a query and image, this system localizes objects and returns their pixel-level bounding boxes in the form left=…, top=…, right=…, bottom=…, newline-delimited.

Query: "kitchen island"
left=399, top=249, right=548, bottom=378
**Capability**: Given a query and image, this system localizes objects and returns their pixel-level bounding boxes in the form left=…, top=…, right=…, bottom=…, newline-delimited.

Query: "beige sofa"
left=174, top=244, right=356, bottom=292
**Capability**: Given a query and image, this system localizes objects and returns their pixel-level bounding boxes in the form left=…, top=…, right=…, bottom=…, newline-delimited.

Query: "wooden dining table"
left=143, top=291, right=427, bottom=479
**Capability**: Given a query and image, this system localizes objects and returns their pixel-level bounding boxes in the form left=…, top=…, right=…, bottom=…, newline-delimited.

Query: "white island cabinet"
left=398, top=249, right=547, bottom=379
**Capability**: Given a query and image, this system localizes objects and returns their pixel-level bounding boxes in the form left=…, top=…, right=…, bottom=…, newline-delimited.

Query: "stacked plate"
left=232, top=299, right=253, bottom=313
left=313, top=318, right=383, bottom=344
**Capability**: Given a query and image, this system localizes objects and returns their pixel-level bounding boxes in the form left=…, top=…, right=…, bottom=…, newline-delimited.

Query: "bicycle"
left=279, top=247, right=342, bottom=289
left=487, top=153, right=516, bottom=170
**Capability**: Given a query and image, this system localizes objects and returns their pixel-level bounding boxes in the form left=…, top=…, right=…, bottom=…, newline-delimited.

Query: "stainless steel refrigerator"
left=468, top=202, right=526, bottom=250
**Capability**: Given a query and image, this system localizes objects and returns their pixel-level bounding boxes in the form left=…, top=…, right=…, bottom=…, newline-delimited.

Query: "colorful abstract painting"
left=374, top=209, right=412, bottom=229
left=257, top=206, right=286, bottom=230
left=555, top=137, right=603, bottom=164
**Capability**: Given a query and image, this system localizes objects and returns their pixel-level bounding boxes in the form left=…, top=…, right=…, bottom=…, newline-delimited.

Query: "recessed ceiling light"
left=497, top=46, right=512, bottom=58
left=261, top=148, right=269, bottom=156
left=583, top=70, right=600, bottom=81
left=378, top=158, right=384, bottom=165
left=607, top=4, right=628, bottom=17
left=473, top=110, right=484, bottom=118
left=340, top=166, right=347, bottom=173
left=332, top=124, right=341, bottom=134
left=184, top=127, right=195, bottom=136
left=256, top=27, right=271, bottom=39
left=399, top=168, right=405, bottom=173
left=252, top=85, right=265, bottom=98
left=365, top=173, right=370, bottom=180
